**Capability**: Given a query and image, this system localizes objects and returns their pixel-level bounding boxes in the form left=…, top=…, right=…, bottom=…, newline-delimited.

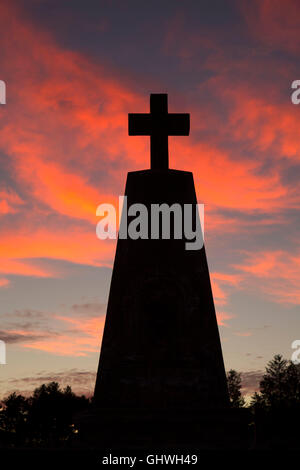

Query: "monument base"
left=75, top=406, right=251, bottom=450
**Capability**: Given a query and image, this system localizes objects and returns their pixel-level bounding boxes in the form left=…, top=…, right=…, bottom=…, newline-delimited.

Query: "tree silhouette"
left=250, top=391, right=265, bottom=410
left=28, top=381, right=89, bottom=445
left=0, top=382, right=89, bottom=447
left=226, top=369, right=245, bottom=407
left=1, top=359, right=300, bottom=449
left=0, top=393, right=29, bottom=446
left=250, top=354, right=300, bottom=448
left=251, top=354, right=300, bottom=409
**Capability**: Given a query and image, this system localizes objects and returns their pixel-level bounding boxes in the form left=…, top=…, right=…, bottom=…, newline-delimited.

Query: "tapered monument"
left=89, top=94, right=248, bottom=447
left=94, top=94, right=229, bottom=408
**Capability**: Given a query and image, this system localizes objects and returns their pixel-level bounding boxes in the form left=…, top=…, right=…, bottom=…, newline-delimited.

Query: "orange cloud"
left=22, top=314, right=105, bottom=357
left=4, top=310, right=106, bottom=357
left=0, top=228, right=116, bottom=277
left=0, top=188, right=24, bottom=214
left=0, top=278, right=10, bottom=288
left=216, top=312, right=235, bottom=327
left=163, top=9, right=300, bottom=216
left=14, top=155, right=118, bottom=224
left=211, top=271, right=242, bottom=307
left=234, top=250, right=300, bottom=305
left=0, top=0, right=297, bottom=315
left=172, top=135, right=288, bottom=211
left=0, top=2, right=148, bottom=278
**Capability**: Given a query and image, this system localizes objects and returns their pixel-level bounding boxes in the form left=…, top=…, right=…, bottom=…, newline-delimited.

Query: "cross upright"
left=128, top=94, right=190, bottom=170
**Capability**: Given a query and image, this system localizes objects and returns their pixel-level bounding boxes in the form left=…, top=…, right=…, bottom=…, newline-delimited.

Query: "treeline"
left=0, top=382, right=90, bottom=447
left=1, top=354, right=300, bottom=448
left=227, top=354, right=300, bottom=448
left=227, top=354, right=300, bottom=409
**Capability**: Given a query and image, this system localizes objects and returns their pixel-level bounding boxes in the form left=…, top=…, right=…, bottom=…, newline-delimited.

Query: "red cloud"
left=3, top=312, right=106, bottom=357
left=216, top=312, right=235, bottom=327
left=0, top=188, right=24, bottom=214
left=0, top=278, right=10, bottom=288
left=240, top=0, right=300, bottom=54
left=234, top=250, right=300, bottom=305
left=0, top=228, right=116, bottom=278
left=23, top=314, right=105, bottom=357
left=0, top=0, right=298, bottom=311
left=211, top=271, right=242, bottom=307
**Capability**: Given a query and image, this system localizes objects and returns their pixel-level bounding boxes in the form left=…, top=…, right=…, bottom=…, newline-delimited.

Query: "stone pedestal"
left=95, top=169, right=229, bottom=410
left=89, top=168, right=250, bottom=449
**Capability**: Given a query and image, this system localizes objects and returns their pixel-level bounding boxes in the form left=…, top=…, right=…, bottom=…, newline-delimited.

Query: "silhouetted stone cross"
left=128, top=94, right=190, bottom=170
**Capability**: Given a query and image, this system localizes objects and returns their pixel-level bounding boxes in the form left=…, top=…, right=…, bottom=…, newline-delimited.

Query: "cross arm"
left=128, top=114, right=152, bottom=135
left=167, top=114, right=190, bottom=136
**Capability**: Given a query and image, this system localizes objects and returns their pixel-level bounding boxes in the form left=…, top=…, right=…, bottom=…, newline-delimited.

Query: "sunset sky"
left=0, top=0, right=299, bottom=398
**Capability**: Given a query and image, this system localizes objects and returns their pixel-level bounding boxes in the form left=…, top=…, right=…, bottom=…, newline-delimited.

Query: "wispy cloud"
left=0, top=368, right=96, bottom=398
left=234, top=250, right=300, bottom=305
left=0, top=278, right=10, bottom=288
left=1, top=303, right=106, bottom=357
